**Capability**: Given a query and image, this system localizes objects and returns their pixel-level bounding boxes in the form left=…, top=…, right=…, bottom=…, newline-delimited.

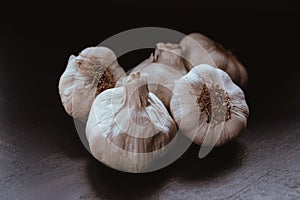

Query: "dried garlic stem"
left=155, top=43, right=187, bottom=75
left=124, top=72, right=150, bottom=108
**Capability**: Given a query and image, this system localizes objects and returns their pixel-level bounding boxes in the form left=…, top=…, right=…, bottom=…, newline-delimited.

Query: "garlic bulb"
left=180, top=33, right=248, bottom=88
left=58, top=46, right=125, bottom=122
left=170, top=64, right=249, bottom=150
left=117, top=43, right=186, bottom=108
left=133, top=42, right=187, bottom=75
left=86, top=72, right=177, bottom=173
left=132, top=63, right=183, bottom=108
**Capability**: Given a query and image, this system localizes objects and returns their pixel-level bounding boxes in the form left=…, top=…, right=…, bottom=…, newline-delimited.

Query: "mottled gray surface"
left=0, top=93, right=299, bottom=200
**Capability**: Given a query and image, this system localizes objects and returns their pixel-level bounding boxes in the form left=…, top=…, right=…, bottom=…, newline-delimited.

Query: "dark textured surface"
left=1, top=1, right=300, bottom=199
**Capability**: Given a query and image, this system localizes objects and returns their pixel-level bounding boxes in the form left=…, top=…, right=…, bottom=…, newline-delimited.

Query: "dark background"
left=0, top=1, right=299, bottom=199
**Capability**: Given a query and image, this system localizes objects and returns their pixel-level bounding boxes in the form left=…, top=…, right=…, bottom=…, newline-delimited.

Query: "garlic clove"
left=170, top=64, right=249, bottom=149
left=58, top=46, right=126, bottom=122
left=180, top=33, right=248, bottom=88
left=86, top=72, right=177, bottom=173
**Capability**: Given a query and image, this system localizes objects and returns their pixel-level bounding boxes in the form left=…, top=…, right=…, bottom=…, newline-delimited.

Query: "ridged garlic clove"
left=180, top=33, right=248, bottom=88
left=58, top=46, right=125, bottom=122
left=86, top=72, right=177, bottom=173
left=170, top=64, right=249, bottom=148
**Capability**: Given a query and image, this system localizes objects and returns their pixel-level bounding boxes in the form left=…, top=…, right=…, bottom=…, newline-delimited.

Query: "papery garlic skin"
left=117, top=43, right=186, bottom=108
left=86, top=72, right=177, bottom=173
left=132, top=43, right=187, bottom=75
left=133, top=63, right=183, bottom=108
left=170, top=64, right=249, bottom=147
left=180, top=33, right=248, bottom=88
left=58, top=47, right=125, bottom=122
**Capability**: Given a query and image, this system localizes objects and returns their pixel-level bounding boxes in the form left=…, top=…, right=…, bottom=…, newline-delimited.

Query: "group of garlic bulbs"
left=58, top=32, right=249, bottom=172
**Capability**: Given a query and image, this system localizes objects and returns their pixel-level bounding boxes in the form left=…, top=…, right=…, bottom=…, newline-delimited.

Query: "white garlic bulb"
left=117, top=43, right=186, bottom=108
left=170, top=64, right=249, bottom=150
left=58, top=46, right=125, bottom=122
left=133, top=42, right=187, bottom=75
left=86, top=72, right=177, bottom=173
left=180, top=33, right=248, bottom=88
